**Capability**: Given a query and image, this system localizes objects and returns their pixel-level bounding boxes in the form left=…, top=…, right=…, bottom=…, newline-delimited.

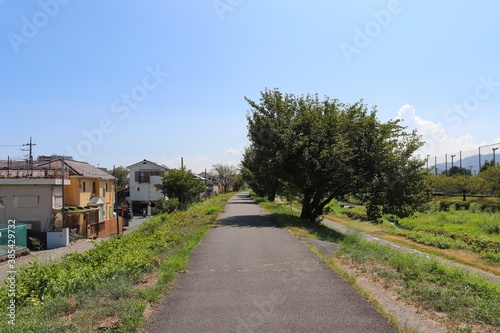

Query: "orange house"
left=38, top=159, right=122, bottom=238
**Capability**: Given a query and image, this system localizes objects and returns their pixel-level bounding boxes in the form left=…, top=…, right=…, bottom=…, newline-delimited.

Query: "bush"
left=453, top=201, right=470, bottom=211
left=152, top=197, right=179, bottom=215
left=439, top=201, right=451, bottom=211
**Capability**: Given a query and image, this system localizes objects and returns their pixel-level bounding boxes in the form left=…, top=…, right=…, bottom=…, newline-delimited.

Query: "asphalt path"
left=145, top=192, right=399, bottom=333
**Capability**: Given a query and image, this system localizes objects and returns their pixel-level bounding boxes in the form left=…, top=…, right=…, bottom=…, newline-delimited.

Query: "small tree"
left=156, top=168, right=205, bottom=210
left=212, top=163, right=237, bottom=192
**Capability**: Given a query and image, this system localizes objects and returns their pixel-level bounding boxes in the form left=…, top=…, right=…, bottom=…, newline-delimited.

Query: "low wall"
left=87, top=217, right=123, bottom=239
left=47, top=228, right=69, bottom=249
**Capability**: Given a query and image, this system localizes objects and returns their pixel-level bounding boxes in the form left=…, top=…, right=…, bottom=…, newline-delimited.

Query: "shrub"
left=439, top=201, right=451, bottom=211
left=152, top=197, right=179, bottom=215
left=453, top=201, right=470, bottom=211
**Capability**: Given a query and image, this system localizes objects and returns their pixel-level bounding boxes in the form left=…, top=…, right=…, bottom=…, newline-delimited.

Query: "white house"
left=127, top=159, right=168, bottom=215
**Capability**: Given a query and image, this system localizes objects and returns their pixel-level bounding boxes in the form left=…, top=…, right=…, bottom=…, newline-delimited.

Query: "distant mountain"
left=429, top=153, right=497, bottom=176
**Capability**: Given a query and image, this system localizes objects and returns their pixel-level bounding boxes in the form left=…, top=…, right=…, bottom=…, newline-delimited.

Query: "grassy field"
left=254, top=195, right=500, bottom=333
left=322, top=197, right=500, bottom=271
left=0, top=193, right=233, bottom=333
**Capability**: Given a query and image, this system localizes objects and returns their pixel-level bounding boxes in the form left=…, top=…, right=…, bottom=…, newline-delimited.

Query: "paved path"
left=145, top=192, right=399, bottom=333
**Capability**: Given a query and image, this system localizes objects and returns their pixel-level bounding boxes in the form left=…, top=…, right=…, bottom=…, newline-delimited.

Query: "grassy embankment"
left=0, top=193, right=233, bottom=333
left=253, top=194, right=500, bottom=333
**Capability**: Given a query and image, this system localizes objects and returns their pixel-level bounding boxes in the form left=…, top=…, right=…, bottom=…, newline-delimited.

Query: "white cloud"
left=225, top=148, right=240, bottom=155
left=396, top=104, right=484, bottom=157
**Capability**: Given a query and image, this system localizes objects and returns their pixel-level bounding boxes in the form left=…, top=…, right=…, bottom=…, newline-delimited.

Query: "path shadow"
left=215, top=214, right=282, bottom=228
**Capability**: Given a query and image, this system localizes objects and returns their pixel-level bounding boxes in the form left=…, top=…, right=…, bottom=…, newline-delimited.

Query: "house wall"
left=0, top=181, right=69, bottom=232
left=128, top=169, right=165, bottom=202
left=66, top=177, right=115, bottom=222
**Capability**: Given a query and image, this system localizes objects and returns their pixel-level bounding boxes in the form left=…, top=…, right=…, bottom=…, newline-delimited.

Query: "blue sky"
left=1, top=0, right=499, bottom=173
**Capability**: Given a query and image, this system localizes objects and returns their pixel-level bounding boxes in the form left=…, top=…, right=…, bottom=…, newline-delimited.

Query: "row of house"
left=0, top=158, right=119, bottom=250
left=0, top=157, right=226, bottom=251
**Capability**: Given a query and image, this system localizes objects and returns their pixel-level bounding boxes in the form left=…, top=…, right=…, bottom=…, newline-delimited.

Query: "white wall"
left=128, top=165, right=166, bottom=202
left=47, top=228, right=69, bottom=249
left=0, top=184, right=55, bottom=232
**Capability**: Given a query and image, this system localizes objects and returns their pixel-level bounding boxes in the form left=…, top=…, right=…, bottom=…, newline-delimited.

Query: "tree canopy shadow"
left=215, top=214, right=282, bottom=228
left=270, top=213, right=346, bottom=244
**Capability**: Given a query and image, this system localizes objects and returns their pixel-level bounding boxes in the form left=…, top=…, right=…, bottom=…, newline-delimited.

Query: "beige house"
left=0, top=178, right=67, bottom=232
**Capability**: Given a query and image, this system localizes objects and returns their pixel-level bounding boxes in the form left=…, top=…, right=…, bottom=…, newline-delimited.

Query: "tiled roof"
left=65, top=160, right=114, bottom=180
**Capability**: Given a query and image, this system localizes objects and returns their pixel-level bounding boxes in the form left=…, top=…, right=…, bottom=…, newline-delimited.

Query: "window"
left=109, top=207, right=113, bottom=218
left=82, top=181, right=87, bottom=192
left=105, top=182, right=109, bottom=192
left=135, top=171, right=150, bottom=183
left=137, top=187, right=140, bottom=191
left=13, top=196, right=39, bottom=208
left=0, top=196, right=5, bottom=208
left=92, top=181, right=96, bottom=194
left=102, top=188, right=106, bottom=198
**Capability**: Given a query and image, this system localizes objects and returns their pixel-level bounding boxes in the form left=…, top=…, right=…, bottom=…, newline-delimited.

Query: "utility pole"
left=61, top=157, right=65, bottom=229
left=114, top=165, right=120, bottom=235
left=21, top=137, right=37, bottom=177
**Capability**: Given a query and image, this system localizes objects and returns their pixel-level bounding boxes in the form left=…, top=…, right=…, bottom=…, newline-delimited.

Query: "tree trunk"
left=301, top=194, right=325, bottom=222
left=462, top=189, right=466, bottom=201
left=267, top=190, right=276, bottom=202
left=300, top=194, right=313, bottom=220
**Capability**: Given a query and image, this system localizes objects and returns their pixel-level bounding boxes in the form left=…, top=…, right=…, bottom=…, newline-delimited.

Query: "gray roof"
left=127, top=159, right=169, bottom=170
left=64, top=160, right=114, bottom=180
left=35, top=159, right=114, bottom=180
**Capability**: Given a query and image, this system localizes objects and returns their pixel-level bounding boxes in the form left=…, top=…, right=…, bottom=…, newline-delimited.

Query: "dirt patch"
left=134, top=271, right=159, bottom=290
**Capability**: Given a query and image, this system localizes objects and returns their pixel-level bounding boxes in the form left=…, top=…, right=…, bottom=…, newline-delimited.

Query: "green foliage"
left=480, top=159, right=496, bottom=173
left=244, top=88, right=430, bottom=223
left=156, top=167, right=206, bottom=210
left=439, top=200, right=452, bottom=211
left=477, top=165, right=500, bottom=196
left=110, top=166, right=129, bottom=192
left=152, top=197, right=179, bottom=215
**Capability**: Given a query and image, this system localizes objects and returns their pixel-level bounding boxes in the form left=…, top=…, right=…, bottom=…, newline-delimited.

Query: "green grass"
left=323, top=197, right=500, bottom=264
left=0, top=193, right=233, bottom=333
left=253, top=194, right=500, bottom=332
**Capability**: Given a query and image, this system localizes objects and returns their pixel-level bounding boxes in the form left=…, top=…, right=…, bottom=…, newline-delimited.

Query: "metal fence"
left=425, top=143, right=500, bottom=176
left=0, top=224, right=28, bottom=258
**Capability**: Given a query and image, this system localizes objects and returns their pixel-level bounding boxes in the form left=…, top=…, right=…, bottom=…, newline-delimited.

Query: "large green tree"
left=244, top=89, right=430, bottom=222
left=156, top=168, right=205, bottom=210
left=477, top=165, right=500, bottom=196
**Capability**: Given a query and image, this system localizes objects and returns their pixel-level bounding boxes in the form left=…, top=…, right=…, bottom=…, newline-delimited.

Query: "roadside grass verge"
left=0, top=193, right=233, bottom=333
left=253, top=194, right=500, bottom=333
